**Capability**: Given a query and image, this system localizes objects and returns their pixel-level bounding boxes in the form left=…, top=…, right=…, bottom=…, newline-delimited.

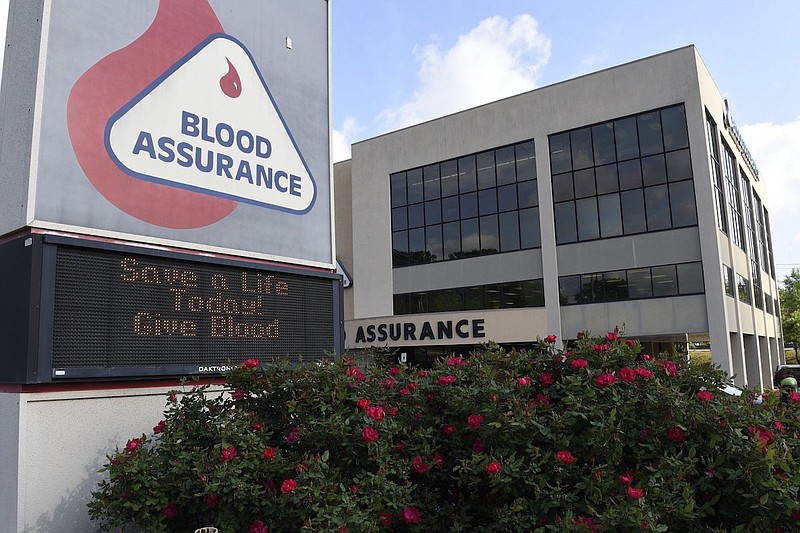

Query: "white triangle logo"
left=106, top=34, right=317, bottom=214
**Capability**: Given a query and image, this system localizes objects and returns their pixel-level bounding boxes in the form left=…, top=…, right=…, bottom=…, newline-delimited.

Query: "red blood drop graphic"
left=67, top=0, right=237, bottom=229
left=220, top=58, right=242, bottom=98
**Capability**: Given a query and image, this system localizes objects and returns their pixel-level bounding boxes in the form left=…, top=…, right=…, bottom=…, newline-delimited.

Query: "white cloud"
left=376, top=14, right=551, bottom=132
left=740, top=118, right=800, bottom=274
left=331, top=116, right=358, bottom=163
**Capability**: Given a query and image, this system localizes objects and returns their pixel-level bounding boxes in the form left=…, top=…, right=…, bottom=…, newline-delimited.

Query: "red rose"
left=544, top=334, right=557, bottom=343
left=447, top=356, right=465, bottom=366
left=357, top=398, right=370, bottom=410
left=249, top=520, right=269, bottom=533
left=162, top=502, right=178, bottom=519
left=281, top=478, right=297, bottom=493
left=389, top=367, right=402, bottom=375
left=126, top=438, right=142, bottom=452
left=434, top=450, right=444, bottom=466
left=472, top=437, right=484, bottom=454
left=516, top=377, right=531, bottom=387
left=380, top=377, right=395, bottom=389
left=467, top=414, right=484, bottom=429
left=232, top=389, right=245, bottom=401
left=591, top=343, right=610, bottom=352
left=539, top=372, right=554, bottom=386
left=443, top=424, right=457, bottom=435
left=367, top=406, right=385, bottom=421
left=241, top=358, right=260, bottom=369
left=412, top=456, right=429, bottom=474
left=789, top=392, right=800, bottom=403
left=619, top=473, right=633, bottom=485
left=570, top=359, right=588, bottom=369
left=697, top=390, right=714, bottom=402
left=402, top=506, right=421, bottom=525
left=606, top=332, right=620, bottom=342
left=774, top=421, right=785, bottom=433
left=534, top=393, right=550, bottom=407
left=221, top=445, right=238, bottom=462
left=153, top=420, right=166, bottom=434
left=205, top=493, right=219, bottom=508
left=399, top=388, right=411, bottom=395
left=263, top=447, right=276, bottom=460
left=388, top=406, right=398, bottom=416
left=661, top=360, right=678, bottom=376
left=626, top=339, right=635, bottom=347
left=437, top=375, right=457, bottom=386
left=556, top=450, right=575, bottom=464
left=618, top=368, right=636, bottom=383
left=596, top=372, right=616, bottom=388
left=377, top=512, right=392, bottom=527
left=485, top=461, right=502, bottom=475
left=168, top=392, right=177, bottom=402
left=666, top=426, right=685, bottom=443
left=351, top=485, right=358, bottom=494
left=627, top=486, right=644, bottom=499
left=347, top=367, right=365, bottom=382
left=641, top=354, right=652, bottom=361
left=574, top=516, right=597, bottom=531
left=362, top=426, right=379, bottom=443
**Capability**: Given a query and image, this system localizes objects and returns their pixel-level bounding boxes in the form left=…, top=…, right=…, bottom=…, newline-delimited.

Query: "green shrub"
left=89, top=331, right=800, bottom=532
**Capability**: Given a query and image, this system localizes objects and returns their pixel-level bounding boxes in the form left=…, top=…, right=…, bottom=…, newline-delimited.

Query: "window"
left=550, top=104, right=696, bottom=245
left=558, top=262, right=704, bottom=305
left=736, top=274, right=751, bottom=304
left=723, top=264, right=734, bottom=297
left=391, top=141, right=540, bottom=267
left=722, top=142, right=744, bottom=249
left=706, top=114, right=728, bottom=233
left=394, top=279, right=545, bottom=315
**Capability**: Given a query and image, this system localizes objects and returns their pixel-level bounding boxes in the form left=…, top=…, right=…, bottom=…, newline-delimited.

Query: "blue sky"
left=331, top=1, right=800, bottom=280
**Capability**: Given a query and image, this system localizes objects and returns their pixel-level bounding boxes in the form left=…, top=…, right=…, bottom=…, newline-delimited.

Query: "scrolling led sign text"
left=52, top=246, right=334, bottom=377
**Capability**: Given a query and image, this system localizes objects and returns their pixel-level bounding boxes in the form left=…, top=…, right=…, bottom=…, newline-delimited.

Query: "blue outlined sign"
left=106, top=34, right=317, bottom=214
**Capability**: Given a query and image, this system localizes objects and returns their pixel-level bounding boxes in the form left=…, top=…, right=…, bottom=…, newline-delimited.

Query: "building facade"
left=335, top=45, right=782, bottom=389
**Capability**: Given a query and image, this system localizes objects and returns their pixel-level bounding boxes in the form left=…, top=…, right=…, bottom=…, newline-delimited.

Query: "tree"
left=779, top=268, right=800, bottom=362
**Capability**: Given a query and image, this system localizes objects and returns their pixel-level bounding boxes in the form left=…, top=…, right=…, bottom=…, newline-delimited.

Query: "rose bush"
left=89, top=332, right=800, bottom=532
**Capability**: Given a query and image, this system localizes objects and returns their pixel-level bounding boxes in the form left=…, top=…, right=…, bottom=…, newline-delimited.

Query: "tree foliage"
left=780, top=268, right=800, bottom=359
left=89, top=333, right=800, bottom=532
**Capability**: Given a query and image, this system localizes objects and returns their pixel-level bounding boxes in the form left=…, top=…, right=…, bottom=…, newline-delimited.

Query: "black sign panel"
left=0, top=234, right=341, bottom=383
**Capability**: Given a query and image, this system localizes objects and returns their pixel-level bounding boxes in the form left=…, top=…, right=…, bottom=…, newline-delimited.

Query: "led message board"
left=0, top=234, right=341, bottom=383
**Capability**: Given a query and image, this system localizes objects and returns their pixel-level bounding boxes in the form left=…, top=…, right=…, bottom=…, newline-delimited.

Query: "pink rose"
left=448, top=356, right=465, bottom=366
left=619, top=473, right=633, bottom=485
left=516, top=377, right=531, bottom=387
left=249, top=520, right=269, bottom=533
left=402, top=506, right=420, bottom=525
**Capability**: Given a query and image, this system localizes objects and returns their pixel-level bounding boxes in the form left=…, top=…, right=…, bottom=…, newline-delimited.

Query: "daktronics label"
left=106, top=34, right=316, bottom=214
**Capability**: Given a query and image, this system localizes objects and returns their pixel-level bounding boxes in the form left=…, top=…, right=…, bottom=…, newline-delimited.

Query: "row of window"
left=722, top=264, right=777, bottom=314
left=707, top=114, right=776, bottom=281
left=391, top=141, right=541, bottom=267
left=550, top=104, right=698, bottom=245
left=559, top=262, right=704, bottom=306
left=394, top=279, right=545, bottom=315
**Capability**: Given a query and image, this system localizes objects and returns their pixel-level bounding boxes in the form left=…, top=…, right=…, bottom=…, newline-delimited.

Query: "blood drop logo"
left=67, top=0, right=317, bottom=229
